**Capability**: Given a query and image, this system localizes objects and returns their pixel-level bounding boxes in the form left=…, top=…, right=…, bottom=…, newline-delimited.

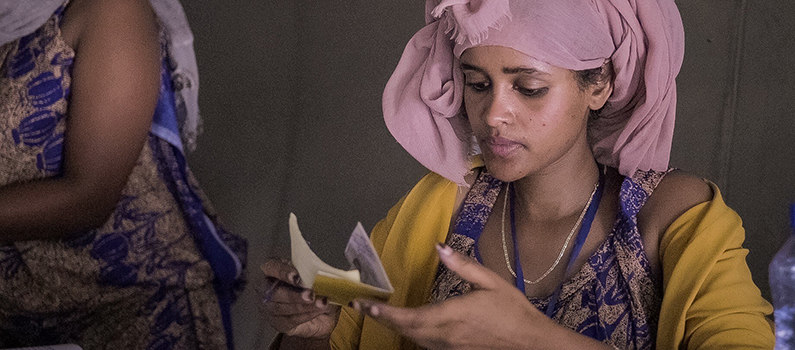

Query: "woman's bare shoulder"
left=61, top=0, right=157, bottom=50
left=638, top=170, right=714, bottom=241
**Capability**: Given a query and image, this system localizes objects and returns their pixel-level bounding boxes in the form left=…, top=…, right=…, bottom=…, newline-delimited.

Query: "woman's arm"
left=641, top=173, right=774, bottom=349
left=0, top=0, right=160, bottom=243
left=637, top=170, right=713, bottom=276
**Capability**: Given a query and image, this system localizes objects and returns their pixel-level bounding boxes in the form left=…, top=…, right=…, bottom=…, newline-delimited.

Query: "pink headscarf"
left=383, top=0, right=685, bottom=186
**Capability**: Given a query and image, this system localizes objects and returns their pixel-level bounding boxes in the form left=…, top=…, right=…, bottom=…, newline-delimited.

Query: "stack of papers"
left=289, top=213, right=393, bottom=305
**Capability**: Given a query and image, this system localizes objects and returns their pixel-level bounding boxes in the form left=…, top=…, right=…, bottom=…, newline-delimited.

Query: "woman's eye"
left=465, top=81, right=490, bottom=92
left=515, top=85, right=548, bottom=97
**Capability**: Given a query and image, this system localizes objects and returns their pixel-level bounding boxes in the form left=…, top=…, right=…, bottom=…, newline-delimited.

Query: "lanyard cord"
left=509, top=172, right=606, bottom=318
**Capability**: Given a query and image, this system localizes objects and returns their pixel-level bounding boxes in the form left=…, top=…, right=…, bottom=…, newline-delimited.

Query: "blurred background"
left=180, top=0, right=795, bottom=348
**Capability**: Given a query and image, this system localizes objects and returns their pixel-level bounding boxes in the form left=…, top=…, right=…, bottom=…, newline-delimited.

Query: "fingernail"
left=436, top=243, right=452, bottom=256
left=368, top=305, right=380, bottom=317
left=301, top=290, right=315, bottom=302
left=351, top=300, right=361, bottom=312
left=315, top=297, right=328, bottom=308
left=288, top=272, right=301, bottom=285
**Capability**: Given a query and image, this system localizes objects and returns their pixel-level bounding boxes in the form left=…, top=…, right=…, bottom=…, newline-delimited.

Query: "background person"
left=0, top=0, right=246, bottom=348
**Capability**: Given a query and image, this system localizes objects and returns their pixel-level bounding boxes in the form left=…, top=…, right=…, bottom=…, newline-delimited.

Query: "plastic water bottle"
left=771, top=204, right=795, bottom=349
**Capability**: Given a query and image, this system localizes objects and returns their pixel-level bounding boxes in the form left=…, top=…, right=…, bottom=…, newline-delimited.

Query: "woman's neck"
left=511, top=150, right=600, bottom=223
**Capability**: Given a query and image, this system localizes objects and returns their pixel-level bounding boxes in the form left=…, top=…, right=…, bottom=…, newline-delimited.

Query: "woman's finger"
left=261, top=258, right=302, bottom=286
left=261, top=276, right=283, bottom=303
left=283, top=311, right=341, bottom=338
left=262, top=297, right=329, bottom=316
left=436, top=243, right=502, bottom=290
left=261, top=277, right=311, bottom=304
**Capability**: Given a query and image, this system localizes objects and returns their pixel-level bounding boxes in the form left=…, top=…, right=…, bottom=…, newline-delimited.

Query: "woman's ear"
left=588, top=61, right=613, bottom=111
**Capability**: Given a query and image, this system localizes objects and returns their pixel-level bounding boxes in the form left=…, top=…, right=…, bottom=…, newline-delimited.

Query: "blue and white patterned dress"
left=430, top=168, right=667, bottom=349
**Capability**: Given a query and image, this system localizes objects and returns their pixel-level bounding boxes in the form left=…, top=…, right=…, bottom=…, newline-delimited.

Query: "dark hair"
left=575, top=67, right=607, bottom=90
left=575, top=61, right=613, bottom=119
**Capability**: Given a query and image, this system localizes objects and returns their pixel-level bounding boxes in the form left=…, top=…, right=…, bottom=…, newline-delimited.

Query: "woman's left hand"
left=352, top=243, right=612, bottom=350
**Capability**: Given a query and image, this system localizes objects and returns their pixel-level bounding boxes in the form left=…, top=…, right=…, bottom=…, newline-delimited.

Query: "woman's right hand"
left=259, top=258, right=340, bottom=339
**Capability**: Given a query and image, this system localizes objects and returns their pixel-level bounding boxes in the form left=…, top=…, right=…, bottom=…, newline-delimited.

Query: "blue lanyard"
left=509, top=173, right=605, bottom=318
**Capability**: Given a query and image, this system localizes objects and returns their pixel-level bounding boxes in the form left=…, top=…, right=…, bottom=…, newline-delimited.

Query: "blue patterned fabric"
left=0, top=5, right=245, bottom=350
left=430, top=169, right=667, bottom=349
left=150, top=41, right=245, bottom=348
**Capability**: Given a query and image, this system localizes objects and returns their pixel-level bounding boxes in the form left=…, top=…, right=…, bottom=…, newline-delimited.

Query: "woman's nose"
left=484, top=88, right=514, bottom=127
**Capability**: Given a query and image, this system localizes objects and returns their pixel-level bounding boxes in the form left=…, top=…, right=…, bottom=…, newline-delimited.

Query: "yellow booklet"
left=289, top=213, right=394, bottom=305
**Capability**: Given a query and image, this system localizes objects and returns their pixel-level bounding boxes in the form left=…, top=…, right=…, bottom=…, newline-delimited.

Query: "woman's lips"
left=485, top=136, right=522, bottom=158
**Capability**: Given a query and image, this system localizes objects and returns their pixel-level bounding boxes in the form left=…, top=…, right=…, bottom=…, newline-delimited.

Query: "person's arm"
left=655, top=182, right=774, bottom=349
left=0, top=0, right=160, bottom=243
left=637, top=170, right=714, bottom=276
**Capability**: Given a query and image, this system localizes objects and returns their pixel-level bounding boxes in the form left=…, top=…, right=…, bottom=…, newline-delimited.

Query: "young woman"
left=260, top=0, right=774, bottom=349
left=0, top=0, right=246, bottom=348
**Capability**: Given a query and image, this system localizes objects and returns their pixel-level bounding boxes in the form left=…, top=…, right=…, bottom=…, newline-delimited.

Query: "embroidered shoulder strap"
left=429, top=169, right=502, bottom=303
left=55, top=1, right=70, bottom=21
left=619, top=167, right=676, bottom=218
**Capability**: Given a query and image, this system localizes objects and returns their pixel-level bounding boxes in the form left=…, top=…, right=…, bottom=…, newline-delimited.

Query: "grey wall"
left=182, top=1, right=795, bottom=348
left=672, top=0, right=795, bottom=302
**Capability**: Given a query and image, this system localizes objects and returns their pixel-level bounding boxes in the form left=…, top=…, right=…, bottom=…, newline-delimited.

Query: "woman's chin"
left=482, top=156, right=530, bottom=183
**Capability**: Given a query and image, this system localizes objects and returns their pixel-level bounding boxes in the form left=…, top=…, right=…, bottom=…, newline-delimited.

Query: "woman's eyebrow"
left=461, top=63, right=547, bottom=76
left=460, top=63, right=483, bottom=72
left=503, top=66, right=546, bottom=75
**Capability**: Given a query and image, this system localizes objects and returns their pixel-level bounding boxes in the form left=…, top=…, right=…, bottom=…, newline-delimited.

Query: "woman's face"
left=461, top=46, right=608, bottom=182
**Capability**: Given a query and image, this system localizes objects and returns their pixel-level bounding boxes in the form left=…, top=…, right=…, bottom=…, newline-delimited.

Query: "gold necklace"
left=500, top=181, right=599, bottom=285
